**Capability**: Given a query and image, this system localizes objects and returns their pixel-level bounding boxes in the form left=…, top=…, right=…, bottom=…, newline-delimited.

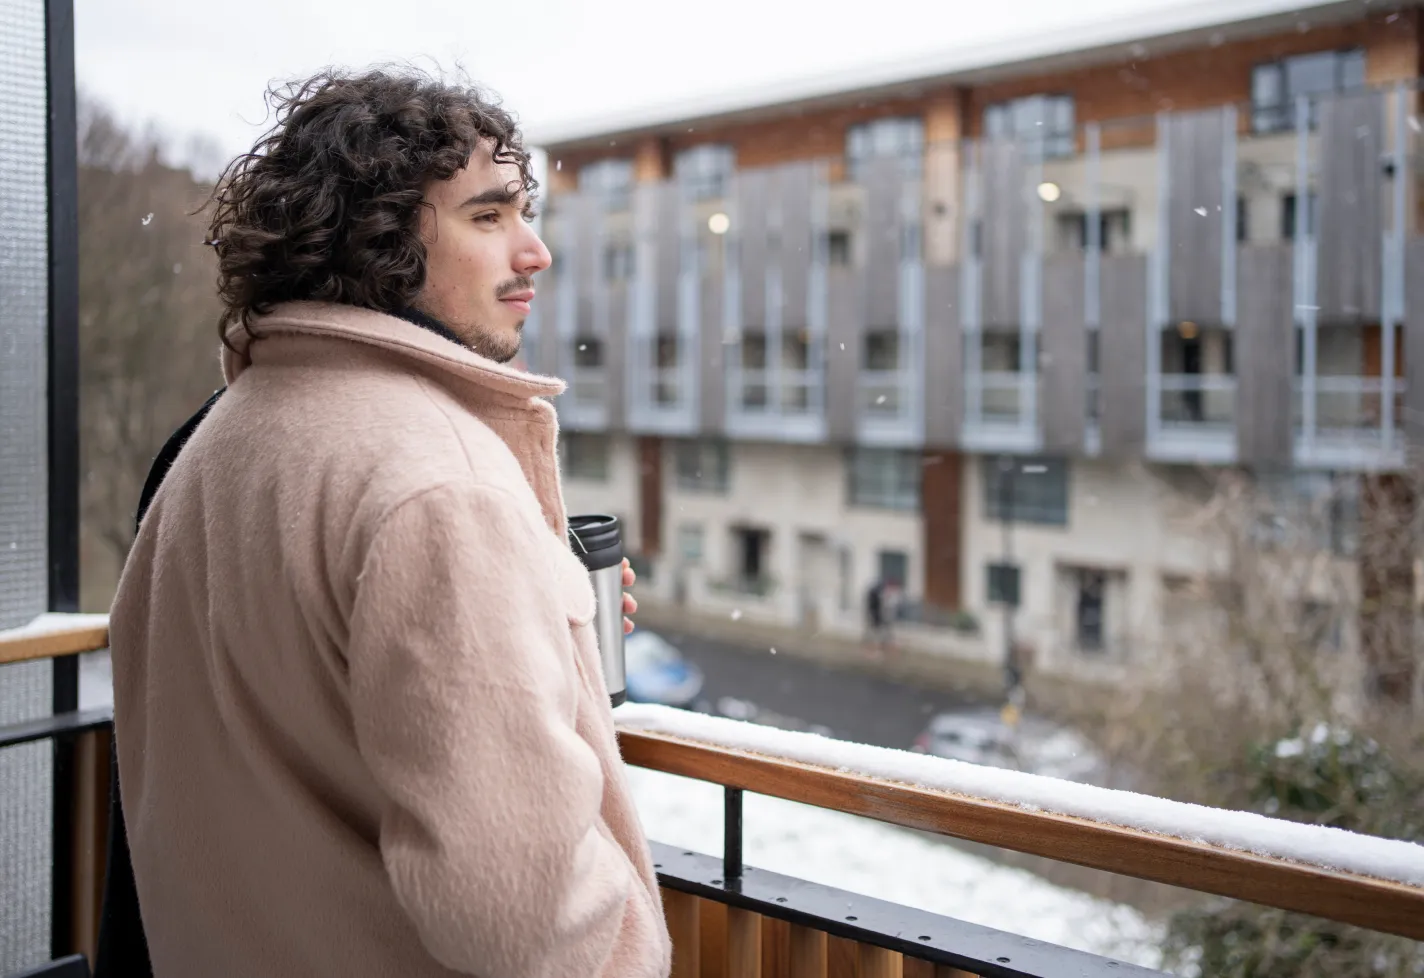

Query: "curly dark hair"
left=205, top=67, right=537, bottom=345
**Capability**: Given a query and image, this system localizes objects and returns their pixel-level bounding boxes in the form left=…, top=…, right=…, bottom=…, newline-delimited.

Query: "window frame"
left=847, top=447, right=921, bottom=511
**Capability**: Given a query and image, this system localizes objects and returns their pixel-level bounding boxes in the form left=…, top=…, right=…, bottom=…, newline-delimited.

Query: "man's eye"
left=474, top=212, right=499, bottom=225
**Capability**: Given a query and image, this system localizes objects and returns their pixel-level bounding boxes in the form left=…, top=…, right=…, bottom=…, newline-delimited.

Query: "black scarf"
left=394, top=306, right=465, bottom=349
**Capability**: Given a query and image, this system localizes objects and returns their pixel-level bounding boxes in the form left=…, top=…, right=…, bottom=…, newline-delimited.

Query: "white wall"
left=961, top=456, right=1219, bottom=677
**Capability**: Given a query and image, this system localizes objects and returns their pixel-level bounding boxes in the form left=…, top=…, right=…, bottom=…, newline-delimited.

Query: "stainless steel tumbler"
left=568, top=514, right=626, bottom=707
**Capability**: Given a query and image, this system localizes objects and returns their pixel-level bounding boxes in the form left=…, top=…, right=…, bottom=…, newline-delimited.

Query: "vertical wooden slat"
left=863, top=155, right=904, bottom=330
left=657, top=182, right=683, bottom=331
left=701, top=899, right=729, bottom=978
left=779, top=162, right=816, bottom=332
left=1403, top=238, right=1424, bottom=447
left=828, top=936, right=859, bottom=978
left=901, top=959, right=935, bottom=978
left=605, top=282, right=628, bottom=429
left=1040, top=253, right=1088, bottom=453
left=1235, top=244, right=1295, bottom=467
left=859, top=944, right=903, bottom=978
left=923, top=267, right=963, bottom=447
left=664, top=889, right=702, bottom=978
left=761, top=916, right=791, bottom=978
left=739, top=169, right=771, bottom=329
left=71, top=726, right=110, bottom=965
left=701, top=259, right=725, bottom=435
left=1098, top=254, right=1149, bottom=457
left=727, top=908, right=764, bottom=978
left=1317, top=91, right=1384, bottom=322
left=981, top=139, right=1024, bottom=328
left=824, top=269, right=862, bottom=443
left=789, top=925, right=828, bottom=978
left=1165, top=109, right=1227, bottom=327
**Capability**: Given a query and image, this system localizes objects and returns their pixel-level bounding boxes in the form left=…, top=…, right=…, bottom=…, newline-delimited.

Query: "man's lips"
left=500, top=290, right=535, bottom=315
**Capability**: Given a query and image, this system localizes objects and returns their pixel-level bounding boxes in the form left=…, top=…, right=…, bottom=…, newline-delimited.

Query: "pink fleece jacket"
left=108, top=302, right=672, bottom=978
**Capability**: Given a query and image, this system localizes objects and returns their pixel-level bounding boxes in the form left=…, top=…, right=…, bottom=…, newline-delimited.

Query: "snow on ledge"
left=615, top=702, right=1424, bottom=889
left=0, top=612, right=111, bottom=644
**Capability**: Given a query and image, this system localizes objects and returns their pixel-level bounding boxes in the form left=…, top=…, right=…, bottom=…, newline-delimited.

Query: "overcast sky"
left=74, top=0, right=1207, bottom=172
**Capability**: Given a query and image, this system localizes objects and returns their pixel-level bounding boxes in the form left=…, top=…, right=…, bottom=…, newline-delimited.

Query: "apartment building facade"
left=525, top=0, right=1424, bottom=682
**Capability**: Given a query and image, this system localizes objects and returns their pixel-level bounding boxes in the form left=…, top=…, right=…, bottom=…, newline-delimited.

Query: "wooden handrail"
left=0, top=620, right=109, bottom=667
left=617, top=728, right=1424, bottom=942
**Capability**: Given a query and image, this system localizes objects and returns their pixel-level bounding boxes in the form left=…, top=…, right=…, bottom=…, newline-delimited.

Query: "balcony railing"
left=1156, top=375, right=1236, bottom=429
left=7, top=619, right=1424, bottom=978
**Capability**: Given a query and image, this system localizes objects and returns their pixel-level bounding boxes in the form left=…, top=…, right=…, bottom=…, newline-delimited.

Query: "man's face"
left=415, top=142, right=551, bottom=363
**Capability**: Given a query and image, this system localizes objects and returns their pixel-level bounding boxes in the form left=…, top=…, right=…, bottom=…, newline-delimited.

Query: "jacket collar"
left=221, top=301, right=564, bottom=404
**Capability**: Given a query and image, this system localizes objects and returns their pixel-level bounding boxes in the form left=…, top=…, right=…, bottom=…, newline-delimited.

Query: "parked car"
left=912, top=708, right=1105, bottom=785
left=622, top=629, right=705, bottom=708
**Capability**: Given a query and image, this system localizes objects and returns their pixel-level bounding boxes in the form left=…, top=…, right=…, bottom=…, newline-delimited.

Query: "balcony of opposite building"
left=531, top=77, right=1424, bottom=471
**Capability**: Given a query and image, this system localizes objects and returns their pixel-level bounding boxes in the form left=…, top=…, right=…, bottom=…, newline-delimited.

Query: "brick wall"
left=549, top=10, right=1420, bottom=174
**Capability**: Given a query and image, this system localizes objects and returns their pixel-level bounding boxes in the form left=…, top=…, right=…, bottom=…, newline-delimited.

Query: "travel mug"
left=568, top=514, right=626, bottom=707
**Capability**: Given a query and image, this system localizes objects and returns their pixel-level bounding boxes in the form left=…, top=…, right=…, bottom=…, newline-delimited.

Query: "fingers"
left=622, top=592, right=637, bottom=615
left=621, top=557, right=636, bottom=588
left=623, top=616, right=635, bottom=635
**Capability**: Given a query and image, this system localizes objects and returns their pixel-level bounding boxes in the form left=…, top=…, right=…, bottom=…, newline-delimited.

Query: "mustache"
left=495, top=276, right=534, bottom=299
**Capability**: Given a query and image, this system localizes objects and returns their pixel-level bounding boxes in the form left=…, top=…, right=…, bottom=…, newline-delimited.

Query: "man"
left=108, top=69, right=672, bottom=978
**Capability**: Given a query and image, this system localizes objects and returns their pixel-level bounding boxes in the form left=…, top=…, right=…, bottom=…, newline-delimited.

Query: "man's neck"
left=394, top=306, right=465, bottom=349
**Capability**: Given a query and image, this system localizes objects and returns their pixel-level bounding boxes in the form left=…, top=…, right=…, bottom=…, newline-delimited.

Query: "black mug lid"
left=568, top=514, right=623, bottom=571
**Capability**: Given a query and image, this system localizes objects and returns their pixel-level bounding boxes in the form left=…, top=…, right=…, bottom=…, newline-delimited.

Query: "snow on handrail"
left=0, top=613, right=110, bottom=666
left=615, top=702, right=1424, bottom=934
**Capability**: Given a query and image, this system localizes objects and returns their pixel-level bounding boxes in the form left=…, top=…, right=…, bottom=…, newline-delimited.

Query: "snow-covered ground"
left=626, top=765, right=1165, bottom=968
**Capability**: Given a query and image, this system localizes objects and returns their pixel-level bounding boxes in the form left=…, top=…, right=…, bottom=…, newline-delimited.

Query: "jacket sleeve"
left=346, top=481, right=657, bottom=978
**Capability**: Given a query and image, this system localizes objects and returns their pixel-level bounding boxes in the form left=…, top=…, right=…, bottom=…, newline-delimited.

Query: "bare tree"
left=78, top=98, right=222, bottom=607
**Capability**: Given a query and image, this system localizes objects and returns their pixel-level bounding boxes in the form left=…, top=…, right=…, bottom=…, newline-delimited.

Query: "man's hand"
left=621, top=558, right=637, bottom=634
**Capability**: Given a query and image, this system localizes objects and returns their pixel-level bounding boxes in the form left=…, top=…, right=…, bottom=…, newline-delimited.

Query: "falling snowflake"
left=1193, top=207, right=1207, bottom=217
left=578, top=343, right=587, bottom=351
left=730, top=609, right=743, bottom=621
left=141, top=213, right=154, bottom=226
left=555, top=159, right=562, bottom=171
left=172, top=263, right=182, bottom=275
left=839, top=343, right=846, bottom=351
left=875, top=395, right=887, bottom=405
left=769, top=647, right=777, bottom=655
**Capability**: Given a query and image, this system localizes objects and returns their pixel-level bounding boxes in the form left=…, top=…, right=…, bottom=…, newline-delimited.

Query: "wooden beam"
left=70, top=727, right=111, bottom=966
left=727, top=907, right=762, bottom=978
left=859, top=945, right=903, bottom=978
left=0, top=622, right=108, bottom=666
left=664, top=887, right=702, bottom=978
left=788, top=925, right=827, bottom=978
left=619, top=729, right=1424, bottom=941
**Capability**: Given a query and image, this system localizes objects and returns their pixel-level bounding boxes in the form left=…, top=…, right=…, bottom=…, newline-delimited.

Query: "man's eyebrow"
left=459, top=186, right=524, bottom=209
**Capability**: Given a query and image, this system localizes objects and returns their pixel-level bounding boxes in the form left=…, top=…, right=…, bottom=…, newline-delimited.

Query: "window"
left=560, top=433, right=610, bottom=482
left=579, top=158, right=634, bottom=210
left=1251, top=49, right=1365, bottom=133
left=983, top=457, right=1070, bottom=526
left=983, top=95, right=1075, bottom=158
left=655, top=334, right=680, bottom=405
left=863, top=330, right=899, bottom=370
left=675, top=144, right=735, bottom=201
left=1055, top=209, right=1131, bottom=254
left=846, top=116, right=924, bottom=180
left=1282, top=192, right=1318, bottom=240
left=678, top=524, right=704, bottom=563
left=987, top=562, right=1021, bottom=607
left=877, top=550, right=908, bottom=588
left=847, top=447, right=920, bottom=511
left=603, top=241, right=635, bottom=281
left=1075, top=568, right=1106, bottom=652
left=1237, top=195, right=1249, bottom=243
left=573, top=336, right=604, bottom=367
left=674, top=439, right=731, bottom=493
left=826, top=230, right=852, bottom=267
